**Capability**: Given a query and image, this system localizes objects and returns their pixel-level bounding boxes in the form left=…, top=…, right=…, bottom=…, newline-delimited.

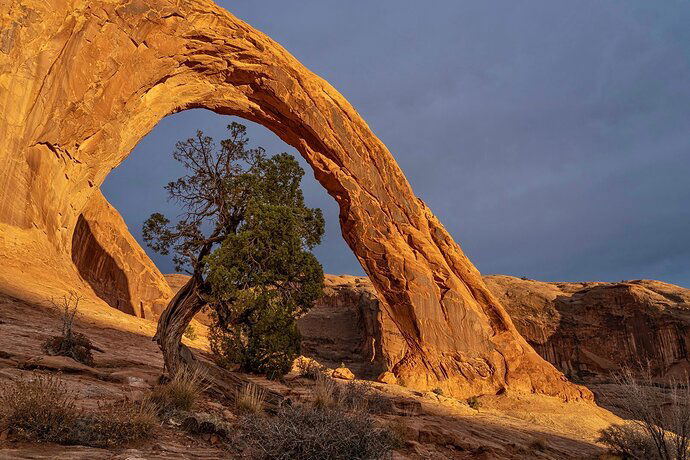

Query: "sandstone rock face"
left=72, top=191, right=172, bottom=318
left=0, top=0, right=586, bottom=399
left=300, top=275, right=690, bottom=384
left=297, top=275, right=389, bottom=378
left=485, top=276, right=690, bottom=383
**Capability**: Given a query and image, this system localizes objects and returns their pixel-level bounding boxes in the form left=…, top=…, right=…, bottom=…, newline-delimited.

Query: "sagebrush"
left=237, top=404, right=401, bottom=460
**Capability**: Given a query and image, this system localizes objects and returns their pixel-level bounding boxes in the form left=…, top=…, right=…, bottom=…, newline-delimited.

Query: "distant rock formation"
left=1, top=0, right=586, bottom=399
left=485, top=276, right=690, bottom=383
left=297, top=274, right=690, bottom=383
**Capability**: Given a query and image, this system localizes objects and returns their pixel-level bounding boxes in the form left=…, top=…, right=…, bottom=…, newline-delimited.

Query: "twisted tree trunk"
left=153, top=275, right=206, bottom=375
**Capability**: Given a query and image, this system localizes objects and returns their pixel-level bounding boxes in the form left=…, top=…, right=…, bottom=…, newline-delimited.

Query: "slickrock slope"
left=0, top=292, right=618, bottom=460
left=0, top=0, right=587, bottom=398
left=298, top=274, right=690, bottom=384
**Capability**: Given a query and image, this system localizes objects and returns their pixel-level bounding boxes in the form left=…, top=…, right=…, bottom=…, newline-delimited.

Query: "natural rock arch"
left=0, top=0, right=589, bottom=399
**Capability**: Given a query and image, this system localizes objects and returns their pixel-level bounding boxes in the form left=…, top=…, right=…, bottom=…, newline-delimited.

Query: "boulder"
left=377, top=371, right=398, bottom=385
left=332, top=367, right=355, bottom=380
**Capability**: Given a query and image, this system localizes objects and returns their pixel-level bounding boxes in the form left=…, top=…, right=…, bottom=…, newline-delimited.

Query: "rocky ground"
left=0, top=286, right=621, bottom=459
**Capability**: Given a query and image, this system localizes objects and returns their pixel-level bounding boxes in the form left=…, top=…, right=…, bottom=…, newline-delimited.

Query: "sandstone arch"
left=0, top=0, right=589, bottom=399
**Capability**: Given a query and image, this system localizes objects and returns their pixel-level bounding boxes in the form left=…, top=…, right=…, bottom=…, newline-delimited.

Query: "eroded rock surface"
left=299, top=274, right=690, bottom=384
left=72, top=191, right=172, bottom=318
left=0, top=0, right=586, bottom=398
left=485, top=276, right=690, bottom=382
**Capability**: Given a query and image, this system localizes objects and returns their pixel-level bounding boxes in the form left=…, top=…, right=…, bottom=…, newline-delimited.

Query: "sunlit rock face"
left=0, top=0, right=589, bottom=399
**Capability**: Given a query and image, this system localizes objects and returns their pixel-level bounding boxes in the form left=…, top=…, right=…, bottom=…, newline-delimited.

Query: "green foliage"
left=467, top=396, right=482, bottom=410
left=143, top=122, right=324, bottom=379
left=183, top=324, right=197, bottom=340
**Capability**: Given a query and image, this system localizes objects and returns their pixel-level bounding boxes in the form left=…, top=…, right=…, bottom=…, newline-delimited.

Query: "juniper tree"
left=143, top=122, right=324, bottom=376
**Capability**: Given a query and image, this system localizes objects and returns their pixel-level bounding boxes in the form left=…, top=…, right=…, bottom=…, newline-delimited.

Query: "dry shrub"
left=598, top=365, right=690, bottom=460
left=236, top=382, right=266, bottom=414
left=337, top=381, right=395, bottom=414
left=0, top=373, right=77, bottom=442
left=467, top=396, right=482, bottom=410
left=42, top=293, right=95, bottom=366
left=184, top=324, right=198, bottom=341
left=312, top=375, right=393, bottom=414
left=598, top=423, right=658, bottom=459
left=0, top=373, right=157, bottom=447
left=237, top=404, right=402, bottom=460
left=150, top=366, right=206, bottom=415
left=295, top=357, right=325, bottom=380
left=63, top=399, right=158, bottom=447
left=529, top=437, right=549, bottom=452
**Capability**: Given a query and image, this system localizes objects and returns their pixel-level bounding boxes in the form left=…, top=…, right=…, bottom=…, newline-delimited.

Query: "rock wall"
left=485, top=276, right=690, bottom=383
left=300, top=274, right=690, bottom=384
left=0, top=0, right=587, bottom=399
left=72, top=191, right=172, bottom=319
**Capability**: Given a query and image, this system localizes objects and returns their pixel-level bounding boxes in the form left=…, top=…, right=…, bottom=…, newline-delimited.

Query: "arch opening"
left=0, top=0, right=589, bottom=399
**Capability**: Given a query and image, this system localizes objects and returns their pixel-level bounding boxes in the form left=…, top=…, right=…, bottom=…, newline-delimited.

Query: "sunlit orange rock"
left=0, top=0, right=589, bottom=399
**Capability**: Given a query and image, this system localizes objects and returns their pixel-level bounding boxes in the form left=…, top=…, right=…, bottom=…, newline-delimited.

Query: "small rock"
left=332, top=367, right=355, bottom=380
left=377, top=371, right=398, bottom=385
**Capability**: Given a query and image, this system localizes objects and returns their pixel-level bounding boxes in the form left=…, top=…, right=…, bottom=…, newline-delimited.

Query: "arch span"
left=0, top=0, right=589, bottom=399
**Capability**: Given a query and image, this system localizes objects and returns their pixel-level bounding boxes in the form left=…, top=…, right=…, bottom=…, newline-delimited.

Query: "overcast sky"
left=103, top=1, right=690, bottom=287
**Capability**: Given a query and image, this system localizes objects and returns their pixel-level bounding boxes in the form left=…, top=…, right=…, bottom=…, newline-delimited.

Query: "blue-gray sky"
left=103, top=1, right=690, bottom=287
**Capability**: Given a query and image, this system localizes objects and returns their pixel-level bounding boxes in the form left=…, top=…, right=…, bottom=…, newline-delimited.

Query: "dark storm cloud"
left=103, top=1, right=690, bottom=287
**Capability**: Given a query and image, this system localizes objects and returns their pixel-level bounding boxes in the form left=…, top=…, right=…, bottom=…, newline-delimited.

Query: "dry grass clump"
left=237, top=404, right=402, bottom=460
left=0, top=373, right=157, bottom=447
left=235, top=382, right=266, bottom=414
left=312, top=374, right=393, bottom=414
left=598, top=365, right=690, bottom=460
left=41, top=293, right=95, bottom=366
left=313, top=373, right=339, bottom=409
left=149, top=366, right=207, bottom=415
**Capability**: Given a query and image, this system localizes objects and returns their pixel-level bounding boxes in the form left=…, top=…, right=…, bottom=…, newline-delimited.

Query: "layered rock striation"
left=0, top=0, right=586, bottom=398
left=485, top=276, right=690, bottom=383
